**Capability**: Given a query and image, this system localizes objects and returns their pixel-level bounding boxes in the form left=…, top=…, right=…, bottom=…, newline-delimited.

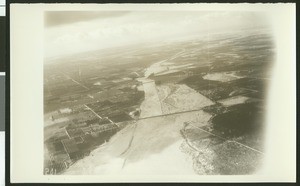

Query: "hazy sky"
left=44, top=11, right=270, bottom=59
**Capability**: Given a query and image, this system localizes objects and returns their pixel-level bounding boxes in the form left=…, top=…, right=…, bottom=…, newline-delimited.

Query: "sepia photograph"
left=9, top=3, right=296, bottom=183
left=43, top=10, right=274, bottom=175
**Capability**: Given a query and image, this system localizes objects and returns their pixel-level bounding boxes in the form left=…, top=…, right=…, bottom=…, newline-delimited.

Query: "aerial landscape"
left=43, top=11, right=274, bottom=175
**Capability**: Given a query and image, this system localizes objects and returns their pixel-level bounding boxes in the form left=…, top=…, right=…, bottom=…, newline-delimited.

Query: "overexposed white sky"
left=45, top=11, right=270, bottom=59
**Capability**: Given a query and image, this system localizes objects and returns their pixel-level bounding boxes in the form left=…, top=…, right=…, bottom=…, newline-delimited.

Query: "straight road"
left=60, top=71, right=89, bottom=90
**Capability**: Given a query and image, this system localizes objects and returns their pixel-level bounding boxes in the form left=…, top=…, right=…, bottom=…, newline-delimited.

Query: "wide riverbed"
left=63, top=60, right=215, bottom=175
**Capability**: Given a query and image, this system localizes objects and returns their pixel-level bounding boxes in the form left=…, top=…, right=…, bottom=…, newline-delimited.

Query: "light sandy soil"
left=137, top=78, right=162, bottom=118
left=154, top=63, right=194, bottom=76
left=203, top=71, right=244, bottom=82
left=157, top=84, right=214, bottom=114
left=121, top=140, right=196, bottom=175
left=144, top=49, right=186, bottom=77
left=144, top=60, right=168, bottom=77
left=218, top=96, right=251, bottom=107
